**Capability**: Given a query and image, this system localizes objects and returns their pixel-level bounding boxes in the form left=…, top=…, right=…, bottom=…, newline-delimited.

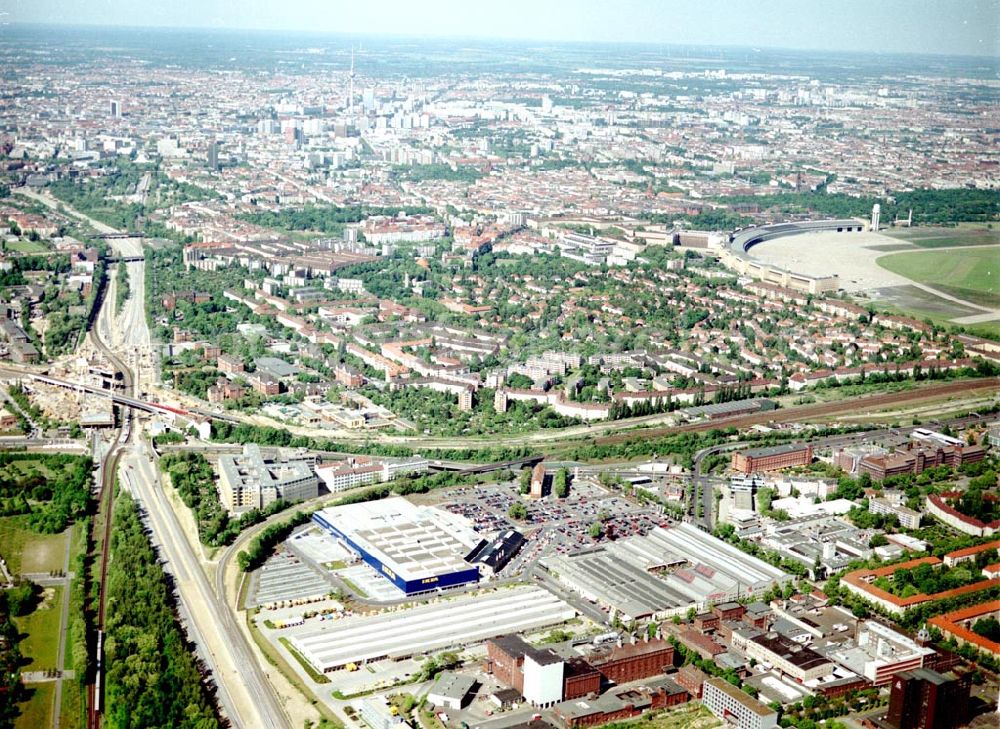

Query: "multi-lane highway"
left=121, top=443, right=289, bottom=728
left=84, top=231, right=290, bottom=728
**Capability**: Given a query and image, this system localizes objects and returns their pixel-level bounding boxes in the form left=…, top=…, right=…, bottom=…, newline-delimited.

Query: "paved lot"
left=746, top=231, right=914, bottom=292
left=436, top=477, right=670, bottom=579
left=250, top=549, right=333, bottom=608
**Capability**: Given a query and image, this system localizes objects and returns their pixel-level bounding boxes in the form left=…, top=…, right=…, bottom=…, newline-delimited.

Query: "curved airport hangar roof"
left=729, top=219, right=868, bottom=259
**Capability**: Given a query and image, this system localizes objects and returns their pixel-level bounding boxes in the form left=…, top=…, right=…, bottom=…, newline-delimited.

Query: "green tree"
left=553, top=468, right=569, bottom=498
left=519, top=469, right=532, bottom=494
left=508, top=502, right=528, bottom=520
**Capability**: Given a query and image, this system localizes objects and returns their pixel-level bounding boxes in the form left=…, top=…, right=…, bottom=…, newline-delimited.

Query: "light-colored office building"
left=217, top=444, right=319, bottom=514
left=702, top=677, right=778, bottom=729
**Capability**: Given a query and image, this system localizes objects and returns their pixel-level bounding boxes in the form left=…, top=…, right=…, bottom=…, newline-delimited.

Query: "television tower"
left=348, top=46, right=356, bottom=117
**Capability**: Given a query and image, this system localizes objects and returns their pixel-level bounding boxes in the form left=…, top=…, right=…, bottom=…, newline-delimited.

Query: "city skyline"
left=0, top=5, right=998, bottom=729
left=8, top=0, right=1000, bottom=57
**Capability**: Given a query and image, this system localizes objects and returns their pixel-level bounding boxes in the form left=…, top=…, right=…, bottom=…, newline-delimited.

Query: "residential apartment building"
left=702, top=678, right=778, bottom=729
left=869, top=497, right=922, bottom=529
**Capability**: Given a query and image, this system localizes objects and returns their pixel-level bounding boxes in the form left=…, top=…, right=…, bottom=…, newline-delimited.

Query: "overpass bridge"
left=96, top=232, right=145, bottom=240
left=28, top=373, right=207, bottom=421
left=427, top=454, right=543, bottom=474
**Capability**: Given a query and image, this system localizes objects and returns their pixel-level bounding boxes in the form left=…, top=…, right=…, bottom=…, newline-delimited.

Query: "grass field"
left=877, top=247, right=1000, bottom=308
left=278, top=636, right=331, bottom=684
left=602, top=703, right=722, bottom=729
left=5, top=239, right=51, bottom=254
left=14, top=585, right=63, bottom=670
left=883, top=225, right=1000, bottom=249
left=870, top=300, right=1000, bottom=340
left=339, top=576, right=369, bottom=598
left=60, top=679, right=85, bottom=729
left=2, top=458, right=58, bottom=479
left=0, top=516, right=69, bottom=573
left=15, top=681, right=56, bottom=729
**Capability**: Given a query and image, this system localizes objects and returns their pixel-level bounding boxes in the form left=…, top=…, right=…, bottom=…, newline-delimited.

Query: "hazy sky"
left=5, top=0, right=1000, bottom=56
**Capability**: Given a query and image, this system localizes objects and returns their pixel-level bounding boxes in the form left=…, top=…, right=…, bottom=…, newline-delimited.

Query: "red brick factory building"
left=731, top=444, right=813, bottom=474
left=485, top=633, right=676, bottom=708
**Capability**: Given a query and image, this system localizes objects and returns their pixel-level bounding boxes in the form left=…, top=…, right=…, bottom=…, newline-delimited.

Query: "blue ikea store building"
left=311, top=511, right=481, bottom=596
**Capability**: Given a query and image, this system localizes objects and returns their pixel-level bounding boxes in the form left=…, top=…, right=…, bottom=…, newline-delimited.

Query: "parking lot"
left=435, top=475, right=671, bottom=580
left=249, top=548, right=335, bottom=609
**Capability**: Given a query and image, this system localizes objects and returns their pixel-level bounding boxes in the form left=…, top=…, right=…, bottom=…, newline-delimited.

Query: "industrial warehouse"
left=311, top=496, right=485, bottom=595
left=287, top=586, right=576, bottom=672
left=543, top=523, right=791, bottom=620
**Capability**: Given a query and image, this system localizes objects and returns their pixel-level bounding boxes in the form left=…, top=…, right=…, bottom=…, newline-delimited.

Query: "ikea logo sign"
left=381, top=565, right=397, bottom=581
left=421, top=577, right=439, bottom=584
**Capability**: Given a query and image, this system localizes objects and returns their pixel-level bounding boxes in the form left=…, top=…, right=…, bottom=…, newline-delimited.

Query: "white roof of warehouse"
left=289, top=586, right=575, bottom=671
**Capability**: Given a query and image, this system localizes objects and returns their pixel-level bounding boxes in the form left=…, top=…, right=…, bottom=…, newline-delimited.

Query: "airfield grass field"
left=882, top=224, right=1000, bottom=249
left=876, top=247, right=999, bottom=308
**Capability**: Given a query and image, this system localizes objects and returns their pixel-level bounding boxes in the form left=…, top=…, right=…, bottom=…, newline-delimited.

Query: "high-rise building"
left=348, top=46, right=356, bottom=116
left=885, top=668, right=970, bottom=729
left=207, top=139, right=219, bottom=171
left=458, top=388, right=474, bottom=411
left=871, top=203, right=881, bottom=231
left=109, top=99, right=121, bottom=118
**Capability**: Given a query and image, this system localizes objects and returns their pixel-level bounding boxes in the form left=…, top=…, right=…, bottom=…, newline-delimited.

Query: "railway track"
left=592, top=377, right=999, bottom=446
left=85, top=263, right=135, bottom=729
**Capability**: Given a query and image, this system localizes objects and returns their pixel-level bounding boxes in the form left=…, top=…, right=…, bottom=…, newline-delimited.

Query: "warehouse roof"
left=314, top=497, right=481, bottom=583
left=430, top=672, right=477, bottom=701
left=491, top=634, right=563, bottom=666
left=290, top=587, right=574, bottom=672
left=752, top=633, right=831, bottom=671
left=544, top=524, right=790, bottom=619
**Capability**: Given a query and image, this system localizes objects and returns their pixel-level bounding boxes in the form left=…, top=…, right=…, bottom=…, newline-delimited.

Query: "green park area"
left=0, top=516, right=68, bottom=574
left=0, top=453, right=94, bottom=729
left=14, top=584, right=63, bottom=670
left=14, top=682, right=56, bottom=729
left=5, top=239, right=51, bottom=254
left=602, top=703, right=721, bottom=729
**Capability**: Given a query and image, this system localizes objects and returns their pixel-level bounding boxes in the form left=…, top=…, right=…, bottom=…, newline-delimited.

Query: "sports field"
left=877, top=247, right=999, bottom=308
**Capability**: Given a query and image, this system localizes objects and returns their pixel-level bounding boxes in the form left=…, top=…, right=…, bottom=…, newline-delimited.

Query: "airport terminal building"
left=312, top=497, right=483, bottom=595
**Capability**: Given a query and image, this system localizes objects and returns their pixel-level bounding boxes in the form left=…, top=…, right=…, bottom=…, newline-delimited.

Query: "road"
left=589, top=378, right=999, bottom=446
left=0, top=436, right=88, bottom=453
left=0, top=387, right=40, bottom=435
left=146, top=375, right=999, bottom=457
left=122, top=444, right=288, bottom=728
left=70, top=216, right=290, bottom=727
left=51, top=529, right=73, bottom=728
